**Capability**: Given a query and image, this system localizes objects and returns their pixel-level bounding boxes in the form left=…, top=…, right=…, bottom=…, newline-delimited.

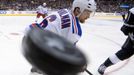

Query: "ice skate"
left=98, top=64, right=107, bottom=75
left=30, top=67, right=43, bottom=75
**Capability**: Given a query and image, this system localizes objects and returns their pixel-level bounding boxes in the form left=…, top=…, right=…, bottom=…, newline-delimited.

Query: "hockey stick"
left=85, top=69, right=93, bottom=75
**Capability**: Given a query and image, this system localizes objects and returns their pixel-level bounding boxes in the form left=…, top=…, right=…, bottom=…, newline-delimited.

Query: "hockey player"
left=98, top=7, right=134, bottom=75
left=26, top=0, right=96, bottom=74
left=28, top=0, right=96, bottom=44
left=35, top=3, right=48, bottom=22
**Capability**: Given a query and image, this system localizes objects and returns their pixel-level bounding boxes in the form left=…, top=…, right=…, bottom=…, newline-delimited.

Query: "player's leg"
left=116, top=37, right=134, bottom=60
left=98, top=37, right=134, bottom=74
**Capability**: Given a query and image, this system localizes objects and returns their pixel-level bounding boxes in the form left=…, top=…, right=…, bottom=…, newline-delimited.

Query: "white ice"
left=0, top=16, right=134, bottom=75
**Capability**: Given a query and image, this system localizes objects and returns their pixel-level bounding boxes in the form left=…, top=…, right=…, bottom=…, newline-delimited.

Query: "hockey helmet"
left=43, top=2, right=46, bottom=6
left=72, top=0, right=96, bottom=12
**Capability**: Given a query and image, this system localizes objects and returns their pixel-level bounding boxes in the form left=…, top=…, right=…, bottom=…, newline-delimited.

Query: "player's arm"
left=29, top=17, right=49, bottom=29
left=121, top=8, right=134, bottom=35
left=36, top=6, right=41, bottom=13
left=24, top=23, right=42, bottom=34
left=29, top=23, right=42, bottom=29
left=28, top=14, right=58, bottom=31
left=25, top=13, right=56, bottom=37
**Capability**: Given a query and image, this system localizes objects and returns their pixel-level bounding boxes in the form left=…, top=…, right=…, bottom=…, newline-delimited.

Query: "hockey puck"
left=22, top=28, right=87, bottom=75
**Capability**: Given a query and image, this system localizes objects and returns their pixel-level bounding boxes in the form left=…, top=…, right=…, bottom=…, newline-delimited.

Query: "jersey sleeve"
left=121, top=7, right=134, bottom=35
left=24, top=23, right=42, bottom=36
left=124, top=8, right=134, bottom=27
left=43, top=8, right=48, bottom=14
left=39, top=13, right=61, bottom=33
left=36, top=6, right=41, bottom=13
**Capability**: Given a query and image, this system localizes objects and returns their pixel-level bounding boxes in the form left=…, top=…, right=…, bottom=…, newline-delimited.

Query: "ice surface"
left=0, top=16, right=134, bottom=75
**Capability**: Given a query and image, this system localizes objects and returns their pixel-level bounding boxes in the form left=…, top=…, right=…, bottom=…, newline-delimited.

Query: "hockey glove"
left=121, top=25, right=134, bottom=36
left=30, top=23, right=43, bottom=29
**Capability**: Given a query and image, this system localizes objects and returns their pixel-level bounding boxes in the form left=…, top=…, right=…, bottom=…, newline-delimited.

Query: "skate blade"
left=29, top=72, right=43, bottom=75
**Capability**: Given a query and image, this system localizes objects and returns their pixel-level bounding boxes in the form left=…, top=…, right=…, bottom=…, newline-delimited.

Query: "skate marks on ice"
left=94, top=32, right=131, bottom=75
left=85, top=34, right=131, bottom=75
left=0, top=16, right=134, bottom=75
left=78, top=18, right=133, bottom=75
left=104, top=59, right=130, bottom=75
